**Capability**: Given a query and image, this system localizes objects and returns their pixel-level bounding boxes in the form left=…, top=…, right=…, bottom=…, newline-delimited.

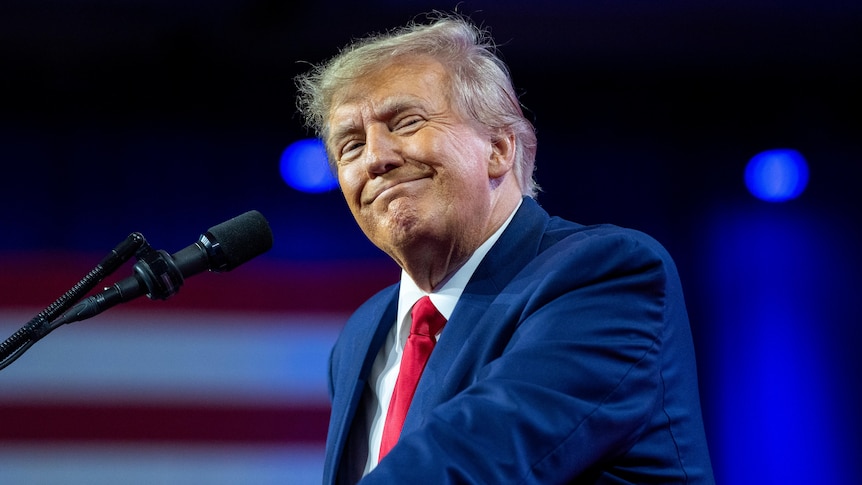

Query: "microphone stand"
left=0, top=233, right=147, bottom=371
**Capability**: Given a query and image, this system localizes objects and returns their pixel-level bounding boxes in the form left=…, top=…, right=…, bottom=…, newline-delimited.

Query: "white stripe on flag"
left=1, top=308, right=342, bottom=404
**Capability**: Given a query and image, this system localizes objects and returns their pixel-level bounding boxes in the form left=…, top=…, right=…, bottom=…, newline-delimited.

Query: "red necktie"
left=378, top=296, right=447, bottom=461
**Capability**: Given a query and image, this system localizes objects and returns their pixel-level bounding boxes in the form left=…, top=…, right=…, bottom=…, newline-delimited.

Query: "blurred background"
left=1, top=1, right=860, bottom=483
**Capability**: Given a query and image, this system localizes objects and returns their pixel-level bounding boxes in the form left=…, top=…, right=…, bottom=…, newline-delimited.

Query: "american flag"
left=0, top=252, right=397, bottom=484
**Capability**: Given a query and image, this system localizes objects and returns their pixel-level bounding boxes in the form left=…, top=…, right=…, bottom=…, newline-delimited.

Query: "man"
left=295, top=12, right=714, bottom=484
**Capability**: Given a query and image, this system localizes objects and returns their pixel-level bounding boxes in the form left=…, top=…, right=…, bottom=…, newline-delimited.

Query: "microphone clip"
left=132, top=241, right=185, bottom=301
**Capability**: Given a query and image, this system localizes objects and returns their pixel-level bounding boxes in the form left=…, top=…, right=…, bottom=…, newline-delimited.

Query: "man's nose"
left=364, top=125, right=403, bottom=175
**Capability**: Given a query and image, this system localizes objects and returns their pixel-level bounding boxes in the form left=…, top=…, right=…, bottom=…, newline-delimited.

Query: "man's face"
left=327, top=57, right=503, bottom=269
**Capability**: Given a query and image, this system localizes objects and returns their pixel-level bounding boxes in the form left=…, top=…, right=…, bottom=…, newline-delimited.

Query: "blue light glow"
left=700, top=209, right=850, bottom=483
left=280, top=138, right=338, bottom=193
left=744, top=148, right=809, bottom=202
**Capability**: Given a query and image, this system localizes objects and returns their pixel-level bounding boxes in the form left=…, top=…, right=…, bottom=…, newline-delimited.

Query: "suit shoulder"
left=535, top=218, right=682, bottom=285
left=545, top=218, right=673, bottom=260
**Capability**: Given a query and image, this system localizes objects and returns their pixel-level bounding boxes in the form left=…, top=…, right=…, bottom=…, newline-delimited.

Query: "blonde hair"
left=294, top=12, right=539, bottom=197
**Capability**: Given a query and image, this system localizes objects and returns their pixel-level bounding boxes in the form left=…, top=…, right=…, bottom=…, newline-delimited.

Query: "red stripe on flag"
left=0, top=253, right=399, bottom=313
left=0, top=402, right=330, bottom=444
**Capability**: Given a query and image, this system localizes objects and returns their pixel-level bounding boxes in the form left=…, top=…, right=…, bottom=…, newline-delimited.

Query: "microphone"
left=59, top=210, right=273, bottom=324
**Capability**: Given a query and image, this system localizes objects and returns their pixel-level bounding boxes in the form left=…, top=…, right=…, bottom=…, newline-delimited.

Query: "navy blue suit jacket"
left=323, top=197, right=714, bottom=484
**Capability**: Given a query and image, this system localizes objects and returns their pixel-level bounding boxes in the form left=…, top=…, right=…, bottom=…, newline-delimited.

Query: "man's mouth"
left=364, top=176, right=427, bottom=205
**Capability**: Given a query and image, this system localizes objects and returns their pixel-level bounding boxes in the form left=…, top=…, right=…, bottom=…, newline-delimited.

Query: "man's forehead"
left=331, top=93, right=427, bottom=120
left=325, top=58, right=457, bottom=146
left=331, top=57, right=448, bottom=107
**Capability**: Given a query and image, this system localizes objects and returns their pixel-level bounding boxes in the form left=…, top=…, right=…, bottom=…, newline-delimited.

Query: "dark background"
left=2, top=1, right=861, bottom=483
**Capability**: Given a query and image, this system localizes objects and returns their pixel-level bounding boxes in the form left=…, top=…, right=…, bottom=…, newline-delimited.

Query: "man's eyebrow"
left=376, top=95, right=423, bottom=116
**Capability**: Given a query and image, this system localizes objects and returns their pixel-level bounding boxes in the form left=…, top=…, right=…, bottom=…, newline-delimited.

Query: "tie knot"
left=410, top=296, right=447, bottom=337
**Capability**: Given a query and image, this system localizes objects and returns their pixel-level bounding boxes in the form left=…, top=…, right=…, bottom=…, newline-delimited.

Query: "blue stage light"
left=744, top=148, right=809, bottom=202
left=280, top=138, right=339, bottom=193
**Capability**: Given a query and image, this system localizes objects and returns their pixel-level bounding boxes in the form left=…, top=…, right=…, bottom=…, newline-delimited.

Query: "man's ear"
left=488, top=130, right=516, bottom=179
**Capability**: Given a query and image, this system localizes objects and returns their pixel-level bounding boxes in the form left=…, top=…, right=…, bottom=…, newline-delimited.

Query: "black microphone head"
left=202, top=210, right=274, bottom=271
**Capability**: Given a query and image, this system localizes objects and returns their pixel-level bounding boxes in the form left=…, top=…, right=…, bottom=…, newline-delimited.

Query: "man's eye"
left=342, top=141, right=364, bottom=155
left=394, top=116, right=422, bottom=131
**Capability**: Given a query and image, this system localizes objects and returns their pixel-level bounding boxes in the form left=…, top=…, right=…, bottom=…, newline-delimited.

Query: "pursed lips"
left=363, top=176, right=429, bottom=205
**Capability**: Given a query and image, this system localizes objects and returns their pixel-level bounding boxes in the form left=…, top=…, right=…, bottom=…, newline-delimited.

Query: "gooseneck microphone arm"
left=0, top=232, right=147, bottom=370
left=0, top=210, right=273, bottom=371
